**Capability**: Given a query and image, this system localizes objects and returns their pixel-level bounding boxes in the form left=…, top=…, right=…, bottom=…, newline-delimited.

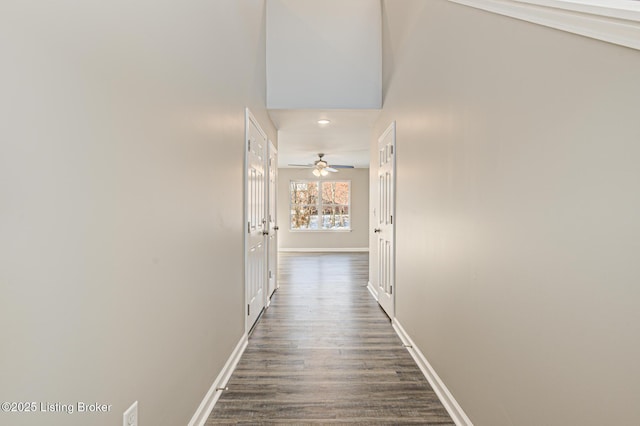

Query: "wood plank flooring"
left=207, top=252, right=454, bottom=425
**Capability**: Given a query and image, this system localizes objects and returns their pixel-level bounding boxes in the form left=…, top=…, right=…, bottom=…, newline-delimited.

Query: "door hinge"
left=247, top=304, right=250, bottom=316
left=248, top=221, right=251, bottom=233
left=390, top=145, right=394, bottom=155
left=390, top=215, right=393, bottom=225
left=248, top=139, right=251, bottom=152
left=269, top=270, right=273, bottom=279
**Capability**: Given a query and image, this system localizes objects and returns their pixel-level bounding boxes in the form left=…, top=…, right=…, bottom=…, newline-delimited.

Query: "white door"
left=245, top=109, right=267, bottom=331
left=267, top=141, right=278, bottom=301
left=376, top=122, right=396, bottom=319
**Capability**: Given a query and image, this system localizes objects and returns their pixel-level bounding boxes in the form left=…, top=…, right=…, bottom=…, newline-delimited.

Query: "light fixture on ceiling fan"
left=288, top=153, right=355, bottom=176
left=312, top=167, right=328, bottom=177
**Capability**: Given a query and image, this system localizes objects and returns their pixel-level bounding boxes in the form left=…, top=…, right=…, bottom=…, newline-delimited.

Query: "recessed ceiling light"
left=317, top=119, right=331, bottom=125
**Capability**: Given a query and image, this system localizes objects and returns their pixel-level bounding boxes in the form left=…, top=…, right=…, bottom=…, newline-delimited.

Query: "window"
left=290, top=180, right=351, bottom=231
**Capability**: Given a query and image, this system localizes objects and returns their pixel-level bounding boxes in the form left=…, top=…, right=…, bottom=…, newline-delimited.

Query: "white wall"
left=373, top=1, right=640, bottom=425
left=266, top=0, right=382, bottom=109
left=278, top=168, right=369, bottom=250
left=0, top=1, right=275, bottom=425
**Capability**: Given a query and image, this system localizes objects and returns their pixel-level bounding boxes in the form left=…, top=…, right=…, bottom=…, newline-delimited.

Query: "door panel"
left=267, top=142, right=278, bottom=300
left=376, top=122, right=396, bottom=319
left=246, top=109, right=267, bottom=331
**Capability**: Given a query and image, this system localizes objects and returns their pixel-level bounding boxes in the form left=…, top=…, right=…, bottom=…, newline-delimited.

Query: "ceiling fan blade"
left=288, top=164, right=313, bottom=167
left=329, top=165, right=355, bottom=169
left=325, top=167, right=338, bottom=172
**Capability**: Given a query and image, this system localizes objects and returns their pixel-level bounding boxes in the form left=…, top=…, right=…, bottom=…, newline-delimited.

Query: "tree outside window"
left=290, top=180, right=350, bottom=230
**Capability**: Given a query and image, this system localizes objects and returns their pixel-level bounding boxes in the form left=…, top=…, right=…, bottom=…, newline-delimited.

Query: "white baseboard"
left=392, top=320, right=473, bottom=426
left=188, top=335, right=248, bottom=426
left=279, top=248, right=369, bottom=253
left=367, top=281, right=378, bottom=301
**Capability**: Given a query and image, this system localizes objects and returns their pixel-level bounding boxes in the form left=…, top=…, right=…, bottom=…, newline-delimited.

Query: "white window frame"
left=448, top=0, right=640, bottom=51
left=289, top=179, right=352, bottom=232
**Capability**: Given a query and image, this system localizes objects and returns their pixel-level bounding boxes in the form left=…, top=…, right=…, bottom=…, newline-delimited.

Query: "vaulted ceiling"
left=266, top=0, right=382, bottom=169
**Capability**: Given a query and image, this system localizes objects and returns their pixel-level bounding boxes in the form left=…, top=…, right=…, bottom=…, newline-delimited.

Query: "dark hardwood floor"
left=207, top=252, right=454, bottom=425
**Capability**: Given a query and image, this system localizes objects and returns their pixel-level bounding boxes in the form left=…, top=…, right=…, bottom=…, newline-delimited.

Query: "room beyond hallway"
left=206, top=252, right=453, bottom=424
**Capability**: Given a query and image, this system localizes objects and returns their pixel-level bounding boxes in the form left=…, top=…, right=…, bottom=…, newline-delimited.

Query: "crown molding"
left=449, top=0, right=640, bottom=50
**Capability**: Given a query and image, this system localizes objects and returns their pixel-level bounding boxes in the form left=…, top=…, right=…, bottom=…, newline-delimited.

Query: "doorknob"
left=274, top=226, right=279, bottom=231
left=263, top=231, right=269, bottom=236
left=374, top=228, right=381, bottom=233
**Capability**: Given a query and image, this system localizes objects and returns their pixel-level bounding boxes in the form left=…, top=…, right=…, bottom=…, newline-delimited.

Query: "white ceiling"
left=269, top=109, right=380, bottom=169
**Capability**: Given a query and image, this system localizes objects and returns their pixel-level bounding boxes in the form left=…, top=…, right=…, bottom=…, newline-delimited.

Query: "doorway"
left=375, top=122, right=396, bottom=319
left=267, top=141, right=279, bottom=302
left=245, top=109, right=268, bottom=332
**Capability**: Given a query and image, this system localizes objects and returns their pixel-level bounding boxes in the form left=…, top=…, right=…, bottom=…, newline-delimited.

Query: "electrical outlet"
left=123, top=401, right=138, bottom=426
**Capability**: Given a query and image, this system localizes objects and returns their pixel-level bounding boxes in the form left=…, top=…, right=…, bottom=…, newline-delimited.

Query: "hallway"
left=207, top=252, right=454, bottom=424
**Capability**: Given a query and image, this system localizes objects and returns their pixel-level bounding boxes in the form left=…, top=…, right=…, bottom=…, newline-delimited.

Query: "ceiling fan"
left=288, top=153, right=354, bottom=176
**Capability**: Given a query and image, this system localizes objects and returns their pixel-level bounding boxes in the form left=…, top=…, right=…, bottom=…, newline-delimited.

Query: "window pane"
left=290, top=208, right=302, bottom=229
left=322, top=206, right=350, bottom=230
left=335, top=205, right=349, bottom=216
left=290, top=181, right=318, bottom=205
left=334, top=182, right=349, bottom=205
left=321, top=182, right=334, bottom=204
left=321, top=181, right=349, bottom=205
left=291, top=206, right=318, bottom=230
left=290, top=182, right=296, bottom=204
left=308, top=206, right=319, bottom=230
left=306, top=182, right=318, bottom=204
